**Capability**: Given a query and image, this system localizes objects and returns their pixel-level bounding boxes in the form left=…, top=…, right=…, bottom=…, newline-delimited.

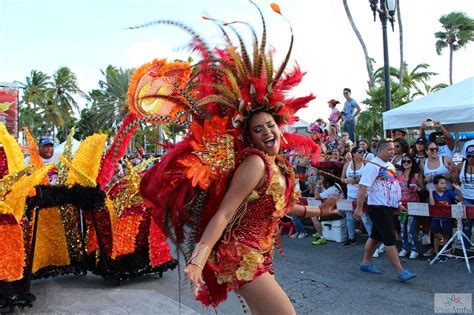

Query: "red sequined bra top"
left=207, top=148, right=297, bottom=289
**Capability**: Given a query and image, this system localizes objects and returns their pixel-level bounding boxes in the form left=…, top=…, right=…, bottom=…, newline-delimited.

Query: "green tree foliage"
left=435, top=11, right=474, bottom=85
left=88, top=65, right=134, bottom=132
left=19, top=67, right=84, bottom=139
left=355, top=62, right=446, bottom=140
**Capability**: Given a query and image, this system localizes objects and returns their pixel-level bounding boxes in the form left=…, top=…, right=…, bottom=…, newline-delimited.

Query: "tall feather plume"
left=249, top=0, right=267, bottom=78
left=270, top=4, right=294, bottom=86
left=96, top=113, right=190, bottom=188
left=128, top=20, right=212, bottom=58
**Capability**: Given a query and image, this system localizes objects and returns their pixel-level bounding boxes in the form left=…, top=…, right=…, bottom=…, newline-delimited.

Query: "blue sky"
left=1, top=0, right=473, bottom=121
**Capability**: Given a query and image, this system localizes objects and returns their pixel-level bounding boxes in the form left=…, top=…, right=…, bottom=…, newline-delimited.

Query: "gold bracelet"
left=189, top=242, right=211, bottom=269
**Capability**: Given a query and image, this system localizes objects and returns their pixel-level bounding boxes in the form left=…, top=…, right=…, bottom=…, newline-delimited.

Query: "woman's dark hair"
left=359, top=139, right=371, bottom=151
left=402, top=153, right=419, bottom=185
left=350, top=146, right=360, bottom=155
left=425, top=141, right=438, bottom=152
left=321, top=173, right=335, bottom=187
left=243, top=108, right=278, bottom=145
left=394, top=137, right=409, bottom=154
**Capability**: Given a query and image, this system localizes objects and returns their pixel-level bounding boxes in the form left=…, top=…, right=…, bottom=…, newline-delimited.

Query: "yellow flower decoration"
left=4, top=164, right=53, bottom=222
left=66, top=134, right=107, bottom=186
left=0, top=123, right=25, bottom=174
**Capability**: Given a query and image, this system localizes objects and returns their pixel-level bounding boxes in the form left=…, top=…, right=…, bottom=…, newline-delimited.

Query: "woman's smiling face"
left=247, top=111, right=280, bottom=156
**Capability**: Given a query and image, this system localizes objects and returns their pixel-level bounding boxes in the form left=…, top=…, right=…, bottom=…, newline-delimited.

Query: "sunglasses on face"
left=371, top=139, right=379, bottom=143
left=402, top=159, right=412, bottom=164
left=467, top=154, right=474, bottom=159
left=343, top=92, right=349, bottom=95
left=356, top=150, right=364, bottom=154
left=428, top=147, right=439, bottom=152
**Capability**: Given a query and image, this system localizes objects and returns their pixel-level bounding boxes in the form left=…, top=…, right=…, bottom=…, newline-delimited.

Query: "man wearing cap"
left=341, top=88, right=361, bottom=142
left=24, top=136, right=60, bottom=165
left=354, top=139, right=417, bottom=282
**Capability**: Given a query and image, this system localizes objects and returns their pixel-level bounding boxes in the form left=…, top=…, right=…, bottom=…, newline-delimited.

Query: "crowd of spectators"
left=285, top=88, right=473, bottom=264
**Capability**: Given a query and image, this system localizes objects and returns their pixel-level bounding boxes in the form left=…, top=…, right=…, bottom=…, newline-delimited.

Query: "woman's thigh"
left=237, top=272, right=295, bottom=315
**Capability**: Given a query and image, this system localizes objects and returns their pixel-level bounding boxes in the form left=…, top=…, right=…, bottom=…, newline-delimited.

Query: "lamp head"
left=369, top=0, right=378, bottom=21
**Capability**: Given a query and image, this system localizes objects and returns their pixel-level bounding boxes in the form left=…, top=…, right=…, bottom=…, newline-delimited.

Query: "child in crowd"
left=312, top=174, right=344, bottom=246
left=428, top=175, right=463, bottom=262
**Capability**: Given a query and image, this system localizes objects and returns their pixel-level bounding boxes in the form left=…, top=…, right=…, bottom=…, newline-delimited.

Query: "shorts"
left=368, top=205, right=397, bottom=246
left=430, top=218, right=452, bottom=236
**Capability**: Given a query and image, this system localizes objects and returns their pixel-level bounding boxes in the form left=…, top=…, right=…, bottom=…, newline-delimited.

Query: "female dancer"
left=183, top=109, right=336, bottom=314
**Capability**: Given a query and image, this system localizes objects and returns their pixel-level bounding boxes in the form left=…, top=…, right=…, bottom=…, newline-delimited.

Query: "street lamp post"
left=369, top=0, right=397, bottom=113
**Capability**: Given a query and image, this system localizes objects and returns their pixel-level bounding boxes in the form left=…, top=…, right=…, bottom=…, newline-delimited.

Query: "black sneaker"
left=344, top=239, right=357, bottom=248
left=438, top=255, right=448, bottom=263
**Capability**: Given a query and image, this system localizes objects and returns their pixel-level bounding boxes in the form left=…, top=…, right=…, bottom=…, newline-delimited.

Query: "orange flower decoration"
left=270, top=3, right=281, bottom=14
left=179, top=116, right=235, bottom=193
left=128, top=58, right=192, bottom=118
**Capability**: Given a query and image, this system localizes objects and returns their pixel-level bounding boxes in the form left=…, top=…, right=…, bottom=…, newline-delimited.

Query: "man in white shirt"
left=24, top=136, right=60, bottom=184
left=354, top=139, right=417, bottom=282
left=25, top=136, right=60, bottom=165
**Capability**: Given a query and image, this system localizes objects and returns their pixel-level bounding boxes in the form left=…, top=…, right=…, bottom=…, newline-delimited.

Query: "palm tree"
left=75, top=107, right=108, bottom=139
left=435, top=11, right=474, bottom=85
left=373, top=63, right=442, bottom=101
left=356, top=81, right=409, bottom=140
left=47, top=67, right=84, bottom=136
left=411, top=82, right=448, bottom=98
left=89, top=65, right=134, bottom=132
left=20, top=70, right=50, bottom=110
left=342, top=0, right=374, bottom=89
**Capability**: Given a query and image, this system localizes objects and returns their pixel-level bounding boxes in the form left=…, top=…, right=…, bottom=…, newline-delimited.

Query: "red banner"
left=0, top=88, right=18, bottom=136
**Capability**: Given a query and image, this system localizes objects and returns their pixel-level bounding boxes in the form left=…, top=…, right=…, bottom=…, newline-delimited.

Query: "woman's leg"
left=291, top=216, right=305, bottom=234
left=311, top=217, right=322, bottom=235
left=400, top=217, right=408, bottom=250
left=237, top=272, right=295, bottom=315
left=408, top=216, right=418, bottom=252
left=361, top=212, right=373, bottom=236
left=343, top=210, right=355, bottom=239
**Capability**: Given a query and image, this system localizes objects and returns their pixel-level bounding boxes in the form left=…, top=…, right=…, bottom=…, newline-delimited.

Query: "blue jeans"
left=462, top=198, right=474, bottom=246
left=343, top=119, right=355, bottom=142
left=400, top=216, right=418, bottom=252
left=291, top=216, right=306, bottom=234
left=342, top=197, right=373, bottom=239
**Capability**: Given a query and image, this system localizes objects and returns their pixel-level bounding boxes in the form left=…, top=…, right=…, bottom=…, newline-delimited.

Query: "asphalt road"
left=8, top=234, right=474, bottom=315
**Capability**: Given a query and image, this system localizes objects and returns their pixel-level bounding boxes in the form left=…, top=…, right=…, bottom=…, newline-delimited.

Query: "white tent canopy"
left=55, top=138, right=81, bottom=156
left=383, top=77, right=474, bottom=133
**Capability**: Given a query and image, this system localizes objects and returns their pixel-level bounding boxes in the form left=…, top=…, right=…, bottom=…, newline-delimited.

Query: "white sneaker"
left=378, top=244, right=385, bottom=253
left=399, top=249, right=408, bottom=257
left=421, top=234, right=431, bottom=245
left=289, top=233, right=298, bottom=239
left=372, top=249, right=380, bottom=258
left=409, top=251, right=419, bottom=259
left=297, top=232, right=308, bottom=239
